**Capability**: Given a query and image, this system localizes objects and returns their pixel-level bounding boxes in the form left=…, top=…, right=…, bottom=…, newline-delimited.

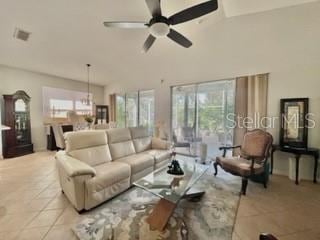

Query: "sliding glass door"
left=171, top=80, right=235, bottom=157
left=172, top=85, right=196, bottom=129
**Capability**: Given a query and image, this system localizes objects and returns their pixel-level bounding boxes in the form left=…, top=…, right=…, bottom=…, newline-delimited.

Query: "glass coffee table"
left=134, top=157, right=209, bottom=231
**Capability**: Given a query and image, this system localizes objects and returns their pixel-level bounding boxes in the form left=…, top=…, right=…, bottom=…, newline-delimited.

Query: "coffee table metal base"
left=146, top=188, right=205, bottom=231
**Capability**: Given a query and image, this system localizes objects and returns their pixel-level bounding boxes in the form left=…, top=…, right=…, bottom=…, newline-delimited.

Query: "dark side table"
left=270, top=145, right=319, bottom=185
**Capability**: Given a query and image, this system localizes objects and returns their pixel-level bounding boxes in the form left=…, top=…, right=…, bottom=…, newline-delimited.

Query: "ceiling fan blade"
left=145, top=0, right=162, bottom=17
left=167, top=29, right=192, bottom=48
left=103, top=21, right=148, bottom=29
left=168, top=0, right=218, bottom=25
left=142, top=35, right=156, bottom=52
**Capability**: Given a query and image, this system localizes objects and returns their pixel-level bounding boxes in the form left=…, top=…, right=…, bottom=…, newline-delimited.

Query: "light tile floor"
left=0, top=152, right=319, bottom=240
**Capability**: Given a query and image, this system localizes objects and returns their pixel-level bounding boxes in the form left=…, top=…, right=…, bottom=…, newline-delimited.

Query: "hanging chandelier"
left=81, top=64, right=92, bottom=106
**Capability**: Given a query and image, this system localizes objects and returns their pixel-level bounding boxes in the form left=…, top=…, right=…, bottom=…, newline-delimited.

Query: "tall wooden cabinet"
left=95, top=105, right=109, bottom=124
left=3, top=90, right=33, bottom=158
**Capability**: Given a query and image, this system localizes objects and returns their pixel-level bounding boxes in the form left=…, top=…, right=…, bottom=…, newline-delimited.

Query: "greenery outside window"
left=115, top=90, right=155, bottom=131
left=171, top=80, right=235, bottom=157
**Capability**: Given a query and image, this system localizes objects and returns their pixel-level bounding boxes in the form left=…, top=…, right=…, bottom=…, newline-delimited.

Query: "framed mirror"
left=280, top=98, right=309, bottom=149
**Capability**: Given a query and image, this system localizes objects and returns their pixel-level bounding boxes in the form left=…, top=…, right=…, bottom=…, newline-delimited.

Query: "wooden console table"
left=270, top=145, right=319, bottom=185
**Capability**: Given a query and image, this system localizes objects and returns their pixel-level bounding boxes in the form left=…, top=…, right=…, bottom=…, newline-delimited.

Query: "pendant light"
left=81, top=64, right=92, bottom=106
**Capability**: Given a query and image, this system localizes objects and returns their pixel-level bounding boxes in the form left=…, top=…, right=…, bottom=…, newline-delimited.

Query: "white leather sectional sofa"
left=55, top=127, right=171, bottom=211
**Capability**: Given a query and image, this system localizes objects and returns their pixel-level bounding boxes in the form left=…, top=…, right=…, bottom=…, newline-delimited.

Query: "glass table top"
left=133, top=157, right=209, bottom=204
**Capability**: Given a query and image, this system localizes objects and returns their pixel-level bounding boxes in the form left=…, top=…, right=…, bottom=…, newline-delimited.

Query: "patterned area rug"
left=73, top=167, right=241, bottom=240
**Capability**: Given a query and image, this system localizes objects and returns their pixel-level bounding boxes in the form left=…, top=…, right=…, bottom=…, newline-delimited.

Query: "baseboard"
left=272, top=168, right=314, bottom=181
left=272, top=169, right=288, bottom=177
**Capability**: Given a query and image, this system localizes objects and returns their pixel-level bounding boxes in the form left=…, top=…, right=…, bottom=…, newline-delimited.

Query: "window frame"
left=115, top=89, right=155, bottom=130
left=42, top=86, right=93, bottom=120
left=170, top=79, right=236, bottom=145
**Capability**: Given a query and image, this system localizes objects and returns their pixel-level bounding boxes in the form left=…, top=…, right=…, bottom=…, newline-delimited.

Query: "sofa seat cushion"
left=86, top=162, right=131, bottom=193
left=116, top=153, right=154, bottom=174
left=146, top=150, right=171, bottom=164
left=216, top=156, right=264, bottom=176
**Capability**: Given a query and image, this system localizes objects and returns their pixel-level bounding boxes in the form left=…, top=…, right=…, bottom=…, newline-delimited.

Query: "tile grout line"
left=40, top=206, right=69, bottom=240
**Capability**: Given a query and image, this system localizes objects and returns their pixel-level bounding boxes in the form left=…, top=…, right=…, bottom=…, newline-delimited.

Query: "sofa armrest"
left=151, top=137, right=171, bottom=150
left=55, top=151, right=96, bottom=177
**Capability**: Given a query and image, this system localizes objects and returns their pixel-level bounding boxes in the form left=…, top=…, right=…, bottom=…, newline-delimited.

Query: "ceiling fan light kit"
left=149, top=17, right=170, bottom=38
left=103, top=0, right=218, bottom=52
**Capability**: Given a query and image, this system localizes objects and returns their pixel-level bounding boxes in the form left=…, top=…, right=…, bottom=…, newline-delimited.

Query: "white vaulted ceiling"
left=223, top=0, right=319, bottom=17
left=0, top=0, right=319, bottom=85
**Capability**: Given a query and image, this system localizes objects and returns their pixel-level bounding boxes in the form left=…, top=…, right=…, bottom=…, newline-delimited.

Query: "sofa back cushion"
left=106, top=128, right=136, bottom=159
left=130, top=127, right=152, bottom=153
left=65, top=130, right=112, bottom=166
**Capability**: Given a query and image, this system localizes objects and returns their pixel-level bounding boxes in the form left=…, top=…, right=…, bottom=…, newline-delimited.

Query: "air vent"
left=13, top=28, right=31, bottom=41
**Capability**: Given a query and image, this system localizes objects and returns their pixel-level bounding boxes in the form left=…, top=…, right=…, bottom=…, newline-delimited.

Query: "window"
left=116, top=94, right=126, bottom=128
left=75, top=101, right=93, bottom=115
left=43, top=87, right=93, bottom=120
left=49, top=99, right=73, bottom=118
left=126, top=92, right=138, bottom=127
left=139, top=90, right=155, bottom=131
left=115, top=90, right=155, bottom=131
left=171, top=80, right=235, bottom=157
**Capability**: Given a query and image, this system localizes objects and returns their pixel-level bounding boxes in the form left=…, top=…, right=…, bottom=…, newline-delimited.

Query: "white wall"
left=0, top=106, right=2, bottom=159
left=0, top=65, right=105, bottom=152
left=267, top=67, right=320, bottom=180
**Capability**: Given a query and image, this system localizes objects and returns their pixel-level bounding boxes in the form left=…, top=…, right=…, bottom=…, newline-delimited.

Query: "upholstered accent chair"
left=181, top=127, right=202, bottom=143
left=214, top=129, right=273, bottom=195
left=172, top=130, right=191, bottom=153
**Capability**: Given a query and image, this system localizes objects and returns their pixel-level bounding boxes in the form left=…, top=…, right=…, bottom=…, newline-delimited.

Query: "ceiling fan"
left=103, top=0, right=218, bottom=52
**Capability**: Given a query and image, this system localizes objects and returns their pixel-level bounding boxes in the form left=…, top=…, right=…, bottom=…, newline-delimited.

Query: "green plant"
left=84, top=114, right=94, bottom=124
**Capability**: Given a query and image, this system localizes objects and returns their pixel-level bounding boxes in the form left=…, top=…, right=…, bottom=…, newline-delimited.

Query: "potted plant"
left=84, top=114, right=95, bottom=129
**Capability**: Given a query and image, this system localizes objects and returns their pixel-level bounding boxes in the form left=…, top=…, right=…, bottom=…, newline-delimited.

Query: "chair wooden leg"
left=241, top=177, right=248, bottom=195
left=263, top=172, right=268, bottom=189
left=213, top=162, right=218, bottom=176
left=264, top=182, right=267, bottom=188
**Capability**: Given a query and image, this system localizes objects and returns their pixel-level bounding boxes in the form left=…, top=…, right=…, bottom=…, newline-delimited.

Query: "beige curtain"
left=109, top=94, right=116, bottom=122
left=233, top=73, right=269, bottom=149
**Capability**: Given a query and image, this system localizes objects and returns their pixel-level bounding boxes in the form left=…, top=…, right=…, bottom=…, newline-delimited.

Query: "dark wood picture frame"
left=280, top=98, right=309, bottom=149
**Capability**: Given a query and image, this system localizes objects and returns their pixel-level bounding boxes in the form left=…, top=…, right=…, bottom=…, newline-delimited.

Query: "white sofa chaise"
left=56, top=127, right=171, bottom=211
